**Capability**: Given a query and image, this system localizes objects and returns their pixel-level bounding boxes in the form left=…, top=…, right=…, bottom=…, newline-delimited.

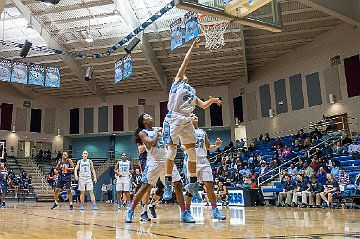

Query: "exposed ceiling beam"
left=115, top=0, right=167, bottom=90
left=298, top=0, right=360, bottom=27
left=11, top=0, right=106, bottom=101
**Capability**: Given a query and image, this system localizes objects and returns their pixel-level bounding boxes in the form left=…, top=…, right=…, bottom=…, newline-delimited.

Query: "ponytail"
left=134, top=113, right=146, bottom=144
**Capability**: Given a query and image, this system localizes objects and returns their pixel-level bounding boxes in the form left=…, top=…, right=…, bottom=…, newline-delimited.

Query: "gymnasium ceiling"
left=0, top=0, right=349, bottom=99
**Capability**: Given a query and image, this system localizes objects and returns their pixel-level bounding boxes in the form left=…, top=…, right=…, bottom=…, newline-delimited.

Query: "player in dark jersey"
left=0, top=163, right=8, bottom=208
left=320, top=173, right=340, bottom=208
left=51, top=152, right=75, bottom=210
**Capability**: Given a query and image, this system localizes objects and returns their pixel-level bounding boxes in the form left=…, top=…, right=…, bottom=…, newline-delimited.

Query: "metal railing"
left=28, top=158, right=49, bottom=193
left=96, top=158, right=115, bottom=179
left=257, top=136, right=337, bottom=187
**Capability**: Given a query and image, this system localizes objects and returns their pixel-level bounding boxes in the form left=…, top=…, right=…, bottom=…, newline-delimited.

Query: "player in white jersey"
left=125, top=113, right=196, bottom=223
left=183, top=114, right=226, bottom=220
left=0, top=163, right=8, bottom=208
left=74, top=151, right=98, bottom=210
left=163, top=38, right=222, bottom=200
left=115, top=153, right=132, bottom=209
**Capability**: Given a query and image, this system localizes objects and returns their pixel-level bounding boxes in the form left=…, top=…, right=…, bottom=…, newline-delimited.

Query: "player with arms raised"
left=163, top=38, right=222, bottom=200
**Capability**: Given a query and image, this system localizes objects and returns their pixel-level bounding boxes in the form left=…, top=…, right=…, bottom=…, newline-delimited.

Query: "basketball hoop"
left=197, top=14, right=230, bottom=51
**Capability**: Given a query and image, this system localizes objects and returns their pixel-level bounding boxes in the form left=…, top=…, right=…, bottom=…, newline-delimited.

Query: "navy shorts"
left=0, top=184, right=7, bottom=193
left=140, top=159, right=147, bottom=173
left=56, top=180, right=71, bottom=189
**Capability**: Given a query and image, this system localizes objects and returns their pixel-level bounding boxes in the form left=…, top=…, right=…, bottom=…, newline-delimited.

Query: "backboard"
left=175, top=0, right=283, bottom=32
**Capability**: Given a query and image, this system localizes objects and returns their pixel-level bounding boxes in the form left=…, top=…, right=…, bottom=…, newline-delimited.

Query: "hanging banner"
left=114, top=59, right=123, bottom=84
left=184, top=12, right=199, bottom=42
left=11, top=61, right=28, bottom=84
left=123, top=54, right=132, bottom=79
left=45, top=66, right=61, bottom=88
left=28, top=63, right=45, bottom=86
left=0, top=58, right=12, bottom=82
left=170, top=18, right=183, bottom=51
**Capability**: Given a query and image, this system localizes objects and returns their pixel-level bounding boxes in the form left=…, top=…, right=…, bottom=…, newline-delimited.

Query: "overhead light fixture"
left=269, top=109, right=274, bottom=118
left=329, top=94, right=335, bottom=104
left=85, top=30, right=94, bottom=43
left=85, top=66, right=93, bottom=81
left=35, top=0, right=60, bottom=5
left=11, top=125, right=16, bottom=133
left=57, top=129, right=61, bottom=136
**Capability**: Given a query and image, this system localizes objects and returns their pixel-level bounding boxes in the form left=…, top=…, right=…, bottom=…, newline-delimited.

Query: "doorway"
left=235, top=125, right=247, bottom=146
left=17, top=141, right=33, bottom=158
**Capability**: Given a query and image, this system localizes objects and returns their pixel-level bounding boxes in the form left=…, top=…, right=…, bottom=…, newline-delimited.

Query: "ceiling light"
left=35, top=0, right=60, bottom=5
left=85, top=30, right=94, bottom=43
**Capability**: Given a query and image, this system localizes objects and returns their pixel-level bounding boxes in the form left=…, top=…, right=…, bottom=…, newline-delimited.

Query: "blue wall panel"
left=72, top=136, right=110, bottom=159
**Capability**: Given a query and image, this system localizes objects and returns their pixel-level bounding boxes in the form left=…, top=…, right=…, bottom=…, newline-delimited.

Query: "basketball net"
left=197, top=14, right=229, bottom=51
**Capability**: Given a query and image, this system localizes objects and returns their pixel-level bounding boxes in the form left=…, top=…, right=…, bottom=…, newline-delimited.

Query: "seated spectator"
left=356, top=173, right=360, bottom=194
left=322, top=142, right=333, bottom=160
left=273, top=137, right=283, bottom=149
left=288, top=163, right=298, bottom=175
left=309, top=156, right=320, bottom=172
left=320, top=173, right=340, bottom=208
left=292, top=140, right=302, bottom=152
left=332, top=141, right=344, bottom=156
left=342, top=134, right=352, bottom=145
left=292, top=174, right=311, bottom=208
left=281, top=145, right=292, bottom=158
left=269, top=156, right=280, bottom=171
left=236, top=139, right=245, bottom=149
left=299, top=129, right=308, bottom=139
left=316, top=167, right=327, bottom=185
left=259, top=134, right=264, bottom=142
left=248, top=143, right=256, bottom=152
left=348, top=139, right=360, bottom=159
left=264, top=133, right=271, bottom=142
left=216, top=181, right=229, bottom=206
left=309, top=176, right=323, bottom=208
left=310, top=128, right=322, bottom=140
left=303, top=162, right=315, bottom=179
left=241, top=165, right=251, bottom=176
left=330, top=161, right=340, bottom=179
left=338, top=166, right=350, bottom=191
left=258, top=161, right=269, bottom=182
left=277, top=174, right=296, bottom=207
left=302, top=138, right=311, bottom=150
left=250, top=179, right=257, bottom=189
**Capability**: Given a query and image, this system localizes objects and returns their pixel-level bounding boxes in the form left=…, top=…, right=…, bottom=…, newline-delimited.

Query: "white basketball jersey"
left=142, top=127, right=166, bottom=160
left=167, top=81, right=196, bottom=116
left=79, top=159, right=92, bottom=178
left=195, top=128, right=207, bottom=158
left=117, top=160, right=130, bottom=177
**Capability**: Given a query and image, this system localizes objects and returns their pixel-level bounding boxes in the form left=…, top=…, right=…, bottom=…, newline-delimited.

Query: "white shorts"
left=142, top=158, right=181, bottom=186
left=163, top=112, right=196, bottom=145
left=185, top=157, right=213, bottom=183
left=116, top=176, right=130, bottom=192
left=78, top=177, right=93, bottom=191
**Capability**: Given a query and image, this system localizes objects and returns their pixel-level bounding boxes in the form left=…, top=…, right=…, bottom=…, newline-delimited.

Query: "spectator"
left=348, top=139, right=360, bottom=159
left=309, top=156, right=320, bottom=172
left=338, top=166, right=350, bottom=191
left=235, top=139, right=245, bottom=149
left=248, top=143, right=256, bottom=152
left=292, top=174, right=311, bottom=208
left=342, top=134, right=352, bottom=145
left=273, top=137, right=283, bottom=149
left=269, top=156, right=280, bottom=171
left=216, top=181, right=229, bottom=206
left=277, top=174, right=296, bottom=207
left=310, top=128, right=322, bottom=140
left=288, top=163, right=298, bottom=175
left=330, top=161, right=340, bottom=179
left=101, top=183, right=108, bottom=201
left=281, top=145, right=292, bottom=158
left=240, top=165, right=251, bottom=176
left=356, top=173, right=360, bottom=194
left=303, top=162, right=315, bottom=179
left=316, top=167, right=327, bottom=185
left=264, top=133, right=271, bottom=142
left=259, top=134, right=264, bottom=142
left=56, top=151, right=62, bottom=161
left=332, top=141, right=344, bottom=156
left=299, top=129, right=308, bottom=139
left=292, top=140, right=302, bottom=152
left=322, top=142, right=333, bottom=160
left=309, top=176, right=323, bottom=208
left=320, top=173, right=340, bottom=208
left=258, top=161, right=269, bottom=182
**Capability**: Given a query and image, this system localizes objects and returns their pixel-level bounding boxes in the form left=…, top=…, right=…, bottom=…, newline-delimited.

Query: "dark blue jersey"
left=58, top=160, right=72, bottom=181
left=0, top=169, right=8, bottom=185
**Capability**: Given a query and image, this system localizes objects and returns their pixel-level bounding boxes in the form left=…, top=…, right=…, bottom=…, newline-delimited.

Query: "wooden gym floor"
left=0, top=202, right=360, bottom=239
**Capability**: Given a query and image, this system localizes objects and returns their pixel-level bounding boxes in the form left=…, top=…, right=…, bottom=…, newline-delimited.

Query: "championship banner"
left=184, top=12, right=199, bottom=42
left=11, top=61, right=28, bottom=84
left=28, top=63, right=45, bottom=86
left=123, top=54, right=132, bottom=79
left=170, top=18, right=183, bottom=51
left=45, top=66, right=61, bottom=88
left=0, top=59, right=12, bottom=82
left=114, top=59, right=123, bottom=84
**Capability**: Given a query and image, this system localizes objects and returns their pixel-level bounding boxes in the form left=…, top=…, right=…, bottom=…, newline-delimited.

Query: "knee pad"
left=166, top=146, right=177, bottom=160
left=186, top=147, right=197, bottom=162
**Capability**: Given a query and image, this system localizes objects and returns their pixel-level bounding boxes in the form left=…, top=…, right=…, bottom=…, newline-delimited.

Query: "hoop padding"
left=197, top=17, right=229, bottom=51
